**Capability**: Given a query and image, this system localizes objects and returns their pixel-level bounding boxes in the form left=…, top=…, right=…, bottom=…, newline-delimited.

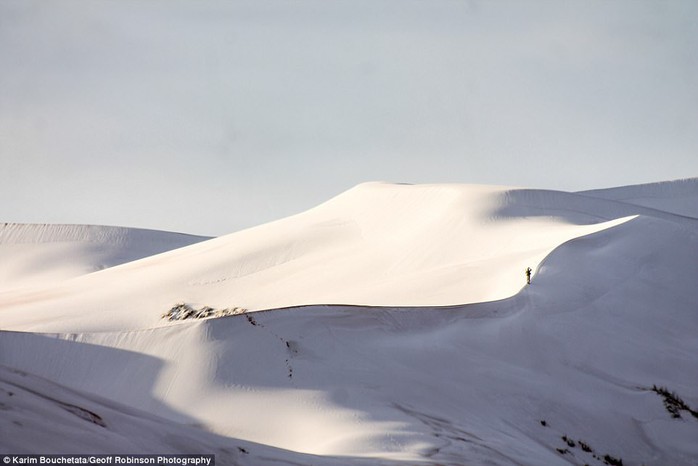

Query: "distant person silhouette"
left=525, top=267, right=532, bottom=285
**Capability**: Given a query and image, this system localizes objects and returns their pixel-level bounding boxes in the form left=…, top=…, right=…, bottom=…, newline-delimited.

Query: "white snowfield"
left=1, top=179, right=697, bottom=465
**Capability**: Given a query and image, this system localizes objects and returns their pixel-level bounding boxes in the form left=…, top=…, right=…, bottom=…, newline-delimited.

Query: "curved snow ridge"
left=0, top=184, right=639, bottom=331
left=0, top=183, right=640, bottom=333
left=577, top=177, right=698, bottom=219
left=0, top=222, right=208, bottom=245
left=495, top=187, right=698, bottom=226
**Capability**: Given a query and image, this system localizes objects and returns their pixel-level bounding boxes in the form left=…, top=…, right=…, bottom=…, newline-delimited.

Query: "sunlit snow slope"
left=1, top=180, right=697, bottom=466
left=0, top=183, right=631, bottom=332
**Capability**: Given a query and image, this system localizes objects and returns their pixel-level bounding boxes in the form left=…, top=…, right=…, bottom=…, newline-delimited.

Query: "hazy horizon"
left=2, top=0, right=697, bottom=236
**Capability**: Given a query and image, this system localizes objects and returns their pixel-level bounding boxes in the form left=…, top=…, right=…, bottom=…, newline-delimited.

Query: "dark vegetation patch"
left=603, top=454, right=623, bottom=466
left=537, top=420, right=626, bottom=466
left=650, top=385, right=698, bottom=419
left=562, top=435, right=576, bottom=448
left=579, top=440, right=593, bottom=453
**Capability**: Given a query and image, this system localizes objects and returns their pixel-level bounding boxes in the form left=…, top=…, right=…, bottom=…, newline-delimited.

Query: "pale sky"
left=2, top=0, right=697, bottom=236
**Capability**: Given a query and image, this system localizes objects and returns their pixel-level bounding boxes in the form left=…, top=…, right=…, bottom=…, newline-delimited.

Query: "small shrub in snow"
left=603, top=454, right=623, bottom=466
left=651, top=385, right=698, bottom=419
left=578, top=440, right=593, bottom=453
left=162, top=303, right=247, bottom=321
left=561, top=435, right=575, bottom=448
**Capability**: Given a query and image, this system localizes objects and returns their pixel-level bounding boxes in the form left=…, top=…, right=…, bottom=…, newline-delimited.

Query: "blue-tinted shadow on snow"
left=490, top=188, right=698, bottom=226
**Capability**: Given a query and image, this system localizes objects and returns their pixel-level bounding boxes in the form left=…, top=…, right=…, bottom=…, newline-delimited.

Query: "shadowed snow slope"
left=0, top=365, right=403, bottom=465
left=1, top=180, right=697, bottom=465
left=0, top=223, right=209, bottom=292
left=579, top=177, right=698, bottom=219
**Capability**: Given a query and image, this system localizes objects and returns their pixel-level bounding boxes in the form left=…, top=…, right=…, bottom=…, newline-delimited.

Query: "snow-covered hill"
left=0, top=183, right=632, bottom=332
left=1, top=179, right=697, bottom=465
left=0, top=223, right=209, bottom=292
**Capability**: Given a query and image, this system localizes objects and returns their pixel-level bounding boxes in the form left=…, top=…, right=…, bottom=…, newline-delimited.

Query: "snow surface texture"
left=1, top=180, right=697, bottom=465
left=0, top=223, right=209, bottom=292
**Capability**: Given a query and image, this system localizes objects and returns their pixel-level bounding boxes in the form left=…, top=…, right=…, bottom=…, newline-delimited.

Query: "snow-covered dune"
left=0, top=183, right=632, bottom=332
left=1, top=180, right=697, bottom=465
left=0, top=223, right=209, bottom=292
